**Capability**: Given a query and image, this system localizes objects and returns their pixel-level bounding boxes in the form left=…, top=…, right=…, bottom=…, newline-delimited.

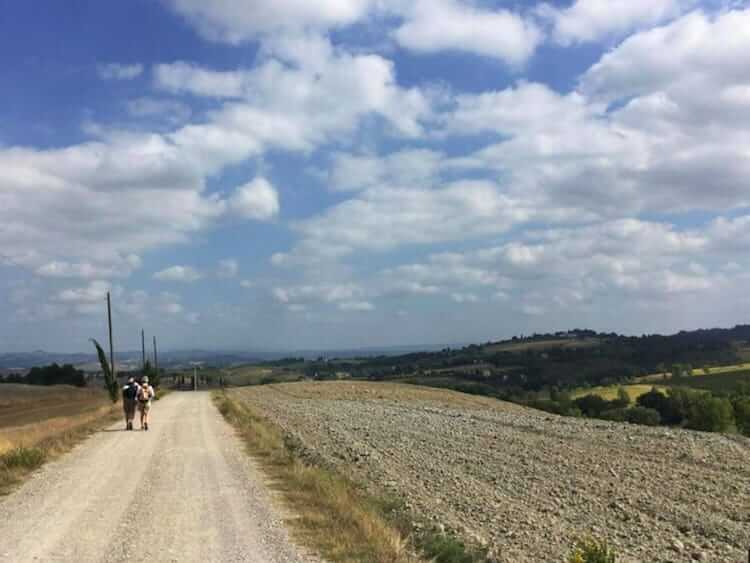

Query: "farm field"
left=666, top=370, right=750, bottom=393
left=638, top=362, right=750, bottom=382
left=218, top=365, right=303, bottom=387
left=0, top=384, right=113, bottom=455
left=231, top=381, right=749, bottom=562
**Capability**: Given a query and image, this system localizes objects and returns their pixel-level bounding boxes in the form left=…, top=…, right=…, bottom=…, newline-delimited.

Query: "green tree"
left=613, top=387, right=630, bottom=408
left=686, top=396, right=735, bottom=432
left=732, top=397, right=750, bottom=436
left=91, top=339, right=118, bottom=403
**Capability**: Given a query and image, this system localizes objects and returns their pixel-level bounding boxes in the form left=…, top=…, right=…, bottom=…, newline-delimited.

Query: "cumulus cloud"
left=540, top=0, right=691, bottom=45
left=153, top=265, right=202, bottom=282
left=274, top=180, right=532, bottom=265
left=329, top=149, right=443, bottom=191
left=98, top=63, right=144, bottom=80
left=338, top=300, right=375, bottom=311
left=393, top=0, right=542, bottom=65
left=0, top=35, right=433, bottom=282
left=166, top=0, right=373, bottom=43
left=230, top=178, right=280, bottom=220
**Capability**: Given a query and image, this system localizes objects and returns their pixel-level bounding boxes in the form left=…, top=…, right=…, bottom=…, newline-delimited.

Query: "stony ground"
left=231, top=382, right=750, bottom=563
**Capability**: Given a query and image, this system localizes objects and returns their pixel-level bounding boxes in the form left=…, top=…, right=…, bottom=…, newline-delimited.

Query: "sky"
left=2, top=0, right=750, bottom=353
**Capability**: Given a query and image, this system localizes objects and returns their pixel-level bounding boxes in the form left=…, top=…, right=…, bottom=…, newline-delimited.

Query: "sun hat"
left=142, top=376, right=149, bottom=383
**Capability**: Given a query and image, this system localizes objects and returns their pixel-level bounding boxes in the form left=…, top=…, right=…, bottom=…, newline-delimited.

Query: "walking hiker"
left=137, top=376, right=155, bottom=431
left=122, top=376, right=140, bottom=431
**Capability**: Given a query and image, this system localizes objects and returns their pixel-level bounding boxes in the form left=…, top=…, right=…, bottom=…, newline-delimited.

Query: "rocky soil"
left=232, top=382, right=750, bottom=562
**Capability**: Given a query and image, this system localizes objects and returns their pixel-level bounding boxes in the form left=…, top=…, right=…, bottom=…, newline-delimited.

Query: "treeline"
left=305, top=325, right=750, bottom=391
left=526, top=385, right=750, bottom=436
left=2, top=363, right=87, bottom=387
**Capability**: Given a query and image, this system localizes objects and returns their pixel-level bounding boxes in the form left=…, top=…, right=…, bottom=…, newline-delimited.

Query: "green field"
left=666, top=370, right=750, bottom=393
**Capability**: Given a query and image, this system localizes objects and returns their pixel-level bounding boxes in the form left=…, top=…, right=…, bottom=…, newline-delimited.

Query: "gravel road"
left=0, top=392, right=316, bottom=563
left=232, top=382, right=750, bottom=563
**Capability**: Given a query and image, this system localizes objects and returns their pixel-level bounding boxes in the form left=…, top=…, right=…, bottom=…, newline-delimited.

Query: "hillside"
left=230, top=382, right=750, bottom=562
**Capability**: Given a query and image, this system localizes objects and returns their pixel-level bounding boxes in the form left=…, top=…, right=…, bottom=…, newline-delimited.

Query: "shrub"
left=420, top=534, right=480, bottom=563
left=733, top=397, right=750, bottom=436
left=1, top=447, right=46, bottom=470
left=599, top=408, right=628, bottom=422
left=568, top=537, right=616, bottom=563
left=612, top=387, right=630, bottom=409
left=625, top=406, right=661, bottom=426
left=574, top=394, right=610, bottom=417
left=686, top=395, right=735, bottom=432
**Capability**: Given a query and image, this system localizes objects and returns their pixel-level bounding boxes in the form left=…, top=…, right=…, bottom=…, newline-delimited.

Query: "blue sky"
left=2, top=0, right=750, bottom=352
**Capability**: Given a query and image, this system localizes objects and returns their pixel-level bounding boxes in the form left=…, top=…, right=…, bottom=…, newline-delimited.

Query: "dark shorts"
left=123, top=398, right=137, bottom=418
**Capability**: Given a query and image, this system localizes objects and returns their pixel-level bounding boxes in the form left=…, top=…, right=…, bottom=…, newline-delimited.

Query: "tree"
left=140, top=360, right=160, bottom=388
left=92, top=339, right=118, bottom=403
left=625, top=406, right=661, bottom=426
left=612, top=387, right=631, bottom=408
left=732, top=397, right=750, bottom=436
left=574, top=394, right=609, bottom=417
left=686, top=396, right=734, bottom=432
left=26, top=363, right=86, bottom=387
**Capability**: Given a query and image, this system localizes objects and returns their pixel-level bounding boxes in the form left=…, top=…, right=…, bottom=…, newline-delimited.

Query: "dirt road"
left=0, top=392, right=315, bottom=563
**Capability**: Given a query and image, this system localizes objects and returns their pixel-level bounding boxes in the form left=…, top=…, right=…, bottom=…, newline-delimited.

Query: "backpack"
left=139, top=386, right=152, bottom=402
left=123, top=384, right=138, bottom=401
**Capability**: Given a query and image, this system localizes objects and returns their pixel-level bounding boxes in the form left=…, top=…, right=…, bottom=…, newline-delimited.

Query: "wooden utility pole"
left=153, top=336, right=158, bottom=375
left=141, top=329, right=146, bottom=370
left=107, top=292, right=116, bottom=379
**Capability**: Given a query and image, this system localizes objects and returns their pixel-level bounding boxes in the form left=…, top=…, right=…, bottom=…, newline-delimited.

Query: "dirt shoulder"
left=231, top=381, right=750, bottom=562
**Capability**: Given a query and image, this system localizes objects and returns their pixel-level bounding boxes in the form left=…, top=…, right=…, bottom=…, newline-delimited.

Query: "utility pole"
left=107, top=292, right=116, bottom=380
left=153, top=336, right=158, bottom=375
left=141, top=329, right=146, bottom=370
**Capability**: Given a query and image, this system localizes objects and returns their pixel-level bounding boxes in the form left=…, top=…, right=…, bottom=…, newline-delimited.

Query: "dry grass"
left=214, top=391, right=422, bottom=563
left=0, top=384, right=118, bottom=494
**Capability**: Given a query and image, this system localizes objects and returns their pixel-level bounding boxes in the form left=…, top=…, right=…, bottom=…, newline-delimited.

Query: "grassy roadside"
left=0, top=404, right=119, bottom=495
left=215, top=391, right=488, bottom=563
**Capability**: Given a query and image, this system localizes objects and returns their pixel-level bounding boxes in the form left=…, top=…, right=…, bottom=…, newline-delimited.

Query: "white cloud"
left=451, top=292, right=479, bottom=304
left=276, top=180, right=532, bottom=264
left=230, top=178, right=280, bottom=220
left=393, top=0, right=542, bottom=65
left=98, top=63, right=144, bottom=80
left=338, top=300, right=375, bottom=311
left=329, top=149, right=443, bottom=192
left=153, top=265, right=202, bottom=283
left=126, top=97, right=192, bottom=124
left=218, top=258, right=239, bottom=278
left=34, top=255, right=141, bottom=280
left=56, top=280, right=113, bottom=304
left=160, top=302, right=184, bottom=314
left=581, top=9, right=750, bottom=103
left=239, top=279, right=255, bottom=289
left=166, top=0, right=373, bottom=43
left=541, top=0, right=691, bottom=45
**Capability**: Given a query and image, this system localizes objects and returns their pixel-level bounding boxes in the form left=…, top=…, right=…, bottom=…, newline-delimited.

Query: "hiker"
left=122, top=376, right=140, bottom=431
left=137, top=376, right=155, bottom=431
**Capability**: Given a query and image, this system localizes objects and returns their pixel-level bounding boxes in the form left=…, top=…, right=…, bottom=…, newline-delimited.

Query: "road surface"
left=0, top=392, right=316, bottom=562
